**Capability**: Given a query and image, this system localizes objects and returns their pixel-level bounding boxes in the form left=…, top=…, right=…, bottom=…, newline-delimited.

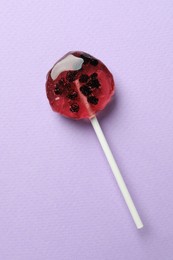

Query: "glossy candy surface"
left=46, top=51, right=115, bottom=119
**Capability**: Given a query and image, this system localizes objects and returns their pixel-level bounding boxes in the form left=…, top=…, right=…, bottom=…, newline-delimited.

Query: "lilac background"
left=0, top=1, right=173, bottom=259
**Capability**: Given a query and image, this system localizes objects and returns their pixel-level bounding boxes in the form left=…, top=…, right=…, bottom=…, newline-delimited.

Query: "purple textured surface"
left=0, top=1, right=173, bottom=259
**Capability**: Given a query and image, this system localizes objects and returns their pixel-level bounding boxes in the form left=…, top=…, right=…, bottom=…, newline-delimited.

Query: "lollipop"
left=46, top=51, right=143, bottom=229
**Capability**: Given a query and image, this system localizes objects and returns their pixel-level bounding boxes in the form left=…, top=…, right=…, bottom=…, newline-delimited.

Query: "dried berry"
left=70, top=103, right=79, bottom=112
left=90, top=59, right=98, bottom=66
left=79, top=74, right=89, bottom=83
left=66, top=71, right=77, bottom=82
left=67, top=91, right=78, bottom=100
left=87, top=78, right=100, bottom=89
left=87, top=96, right=99, bottom=105
left=80, top=85, right=92, bottom=96
left=54, top=84, right=63, bottom=95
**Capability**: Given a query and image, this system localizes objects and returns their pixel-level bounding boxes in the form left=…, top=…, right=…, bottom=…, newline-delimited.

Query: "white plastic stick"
left=90, top=116, right=143, bottom=229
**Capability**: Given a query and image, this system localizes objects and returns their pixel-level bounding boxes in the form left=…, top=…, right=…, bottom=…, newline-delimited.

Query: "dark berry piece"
left=87, top=96, right=98, bottom=105
left=70, top=103, right=79, bottom=112
left=66, top=71, right=77, bottom=82
left=54, top=84, right=63, bottom=95
left=87, top=79, right=100, bottom=89
left=80, top=85, right=92, bottom=96
left=80, top=54, right=90, bottom=64
left=59, top=79, right=65, bottom=85
left=91, top=73, right=97, bottom=79
left=90, top=59, right=98, bottom=66
left=79, top=74, right=89, bottom=83
left=67, top=91, right=78, bottom=100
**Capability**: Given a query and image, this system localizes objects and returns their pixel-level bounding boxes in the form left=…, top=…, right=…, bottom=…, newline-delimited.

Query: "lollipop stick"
left=90, top=116, right=143, bottom=229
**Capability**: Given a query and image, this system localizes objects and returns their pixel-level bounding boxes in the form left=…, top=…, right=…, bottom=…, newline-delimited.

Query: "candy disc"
left=46, top=51, right=115, bottom=119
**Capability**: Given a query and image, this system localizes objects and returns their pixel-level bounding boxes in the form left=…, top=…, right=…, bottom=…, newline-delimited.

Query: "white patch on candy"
left=51, top=54, right=84, bottom=80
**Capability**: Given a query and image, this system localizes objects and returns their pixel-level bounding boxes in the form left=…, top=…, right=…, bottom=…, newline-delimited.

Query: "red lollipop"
left=46, top=51, right=114, bottom=119
left=46, top=51, right=143, bottom=229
